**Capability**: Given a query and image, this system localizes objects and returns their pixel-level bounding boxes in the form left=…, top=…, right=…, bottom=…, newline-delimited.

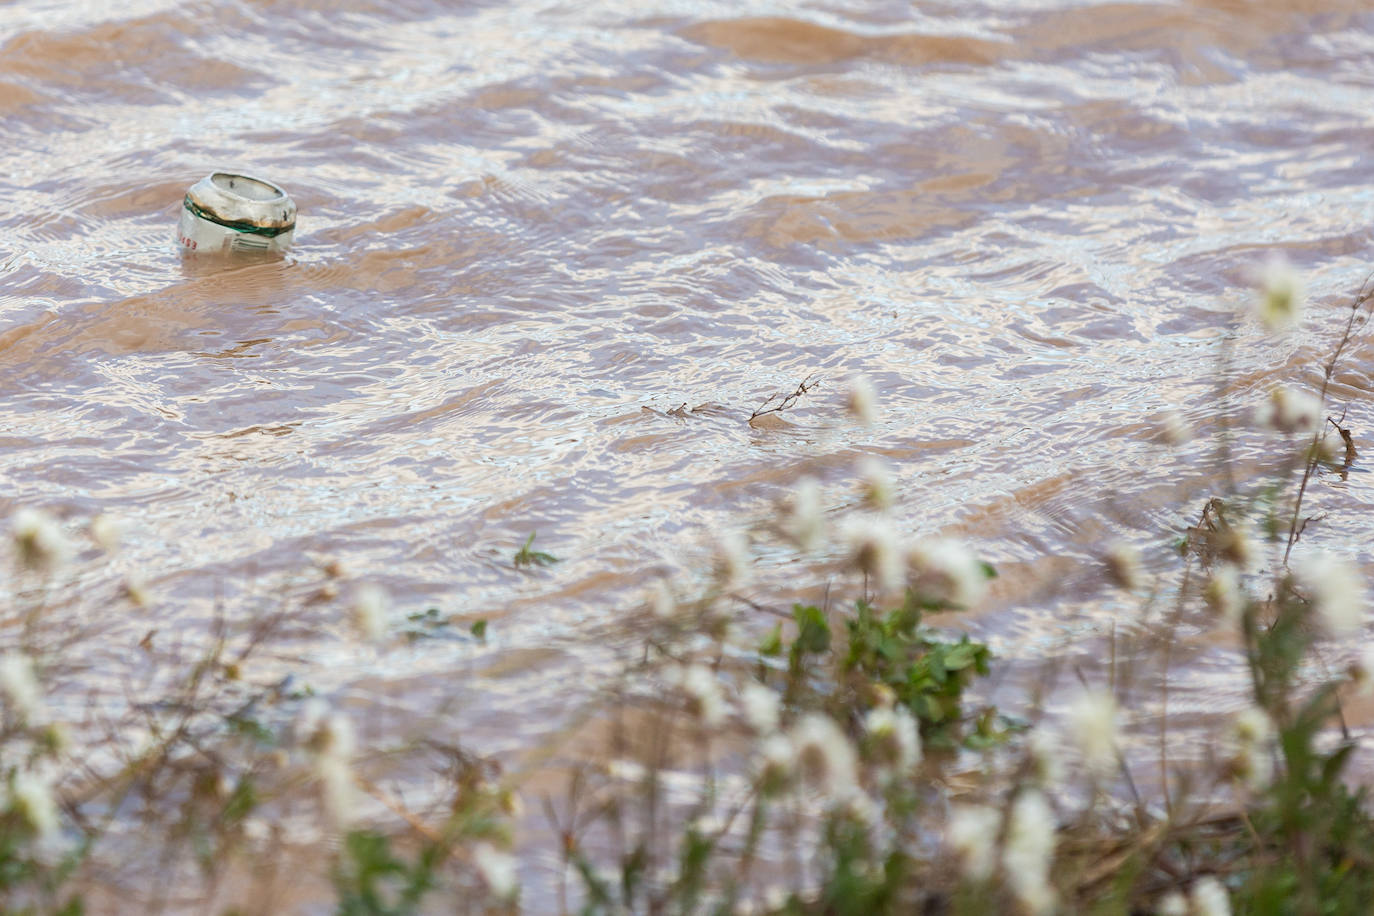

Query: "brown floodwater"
left=3, top=0, right=1374, bottom=904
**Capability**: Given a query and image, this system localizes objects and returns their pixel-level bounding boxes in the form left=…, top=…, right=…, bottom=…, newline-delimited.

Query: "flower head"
left=1233, top=706, right=1273, bottom=746
left=1215, top=521, right=1257, bottom=569
left=1255, top=386, right=1322, bottom=434
left=1353, top=644, right=1374, bottom=695
left=296, top=701, right=357, bottom=828
left=857, top=457, right=894, bottom=511
left=1066, top=690, right=1119, bottom=779
left=1002, top=789, right=1057, bottom=915
left=474, top=842, right=519, bottom=898
left=0, top=653, right=42, bottom=722
left=740, top=682, right=779, bottom=735
left=1227, top=706, right=1276, bottom=790
left=907, top=538, right=988, bottom=607
left=648, top=579, right=676, bottom=619
left=846, top=375, right=878, bottom=426
left=296, top=699, right=356, bottom=760
left=89, top=513, right=127, bottom=551
left=1104, top=542, right=1143, bottom=591
left=606, top=759, right=647, bottom=783
left=317, top=755, right=354, bottom=828
left=124, top=574, right=152, bottom=608
left=1191, top=876, right=1231, bottom=916
left=755, top=734, right=796, bottom=795
left=842, top=517, right=904, bottom=594
left=1204, top=565, right=1244, bottom=624
left=667, top=664, right=727, bottom=727
left=947, top=804, right=1001, bottom=881
left=789, top=713, right=857, bottom=799
left=1255, top=256, right=1304, bottom=334
left=1157, top=892, right=1188, bottom=916
left=781, top=477, right=824, bottom=552
left=1158, top=411, right=1193, bottom=447
left=714, top=530, right=752, bottom=589
left=350, top=583, right=388, bottom=643
left=1292, top=551, right=1365, bottom=636
left=12, top=508, right=71, bottom=574
left=864, top=705, right=921, bottom=774
left=1027, top=727, right=1065, bottom=787
left=11, top=769, right=59, bottom=839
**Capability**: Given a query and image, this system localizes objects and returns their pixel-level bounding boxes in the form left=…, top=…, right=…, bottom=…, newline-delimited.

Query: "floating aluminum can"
left=176, top=172, right=296, bottom=255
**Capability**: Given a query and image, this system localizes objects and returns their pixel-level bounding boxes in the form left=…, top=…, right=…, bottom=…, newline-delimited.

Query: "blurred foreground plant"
left=544, top=268, right=1374, bottom=916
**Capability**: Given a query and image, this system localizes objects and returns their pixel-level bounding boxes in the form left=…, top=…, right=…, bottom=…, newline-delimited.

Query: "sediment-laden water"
left=3, top=0, right=1374, bottom=903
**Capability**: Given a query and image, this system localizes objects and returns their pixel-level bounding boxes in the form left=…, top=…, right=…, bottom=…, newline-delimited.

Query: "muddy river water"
left=3, top=0, right=1374, bottom=903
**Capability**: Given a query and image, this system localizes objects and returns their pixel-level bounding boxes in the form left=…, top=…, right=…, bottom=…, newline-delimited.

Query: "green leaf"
left=791, top=604, right=831, bottom=655
left=759, top=624, right=783, bottom=657
left=943, top=642, right=977, bottom=670
left=513, top=532, right=559, bottom=568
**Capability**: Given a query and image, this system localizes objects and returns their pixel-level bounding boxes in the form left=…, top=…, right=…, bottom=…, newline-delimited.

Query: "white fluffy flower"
left=1157, top=891, right=1188, bottom=916
left=840, top=792, right=880, bottom=829
left=846, top=375, right=878, bottom=426
left=668, top=664, right=727, bottom=727
left=782, top=477, right=825, bottom=551
left=1228, top=706, right=1276, bottom=790
left=755, top=734, right=796, bottom=793
left=89, top=513, right=127, bottom=551
left=124, top=574, right=152, bottom=608
left=857, top=457, right=894, bottom=511
left=606, top=759, right=647, bottom=783
left=842, top=517, right=904, bottom=594
left=350, top=583, right=389, bottom=643
left=1002, top=789, right=1057, bottom=915
left=714, top=530, right=753, bottom=589
left=648, top=579, right=676, bottom=619
left=1158, top=411, right=1193, bottom=447
left=947, top=804, right=1001, bottom=881
left=317, top=754, right=355, bottom=828
left=1067, top=691, right=1119, bottom=779
left=1217, top=520, right=1257, bottom=569
left=690, top=813, right=724, bottom=836
left=1205, top=565, right=1244, bottom=624
left=12, top=508, right=72, bottom=574
left=0, top=653, right=42, bottom=722
left=1292, top=551, right=1366, bottom=636
left=907, top=539, right=988, bottom=607
left=1255, top=256, right=1304, bottom=334
left=1191, top=876, right=1231, bottom=916
left=1104, top=541, right=1143, bottom=591
left=1027, top=727, right=1065, bottom=787
left=1255, top=386, right=1322, bottom=434
left=789, top=713, right=858, bottom=799
left=740, top=682, right=780, bottom=735
left=297, top=701, right=357, bottom=828
left=762, top=886, right=788, bottom=911
left=11, top=769, right=59, bottom=839
left=473, top=842, right=519, bottom=898
left=1232, top=706, right=1274, bottom=746
left=297, top=699, right=356, bottom=760
left=864, top=705, right=921, bottom=773
left=1354, top=644, right=1374, bottom=696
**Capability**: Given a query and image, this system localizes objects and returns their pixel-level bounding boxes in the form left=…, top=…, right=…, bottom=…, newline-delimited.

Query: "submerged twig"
left=748, top=375, right=820, bottom=425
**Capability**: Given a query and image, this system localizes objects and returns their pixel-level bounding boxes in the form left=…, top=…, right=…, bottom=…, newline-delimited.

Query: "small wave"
left=681, top=16, right=1009, bottom=67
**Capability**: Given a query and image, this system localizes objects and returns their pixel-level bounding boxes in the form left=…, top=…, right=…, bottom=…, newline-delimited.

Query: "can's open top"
left=211, top=172, right=283, bottom=202
left=184, top=172, right=296, bottom=233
